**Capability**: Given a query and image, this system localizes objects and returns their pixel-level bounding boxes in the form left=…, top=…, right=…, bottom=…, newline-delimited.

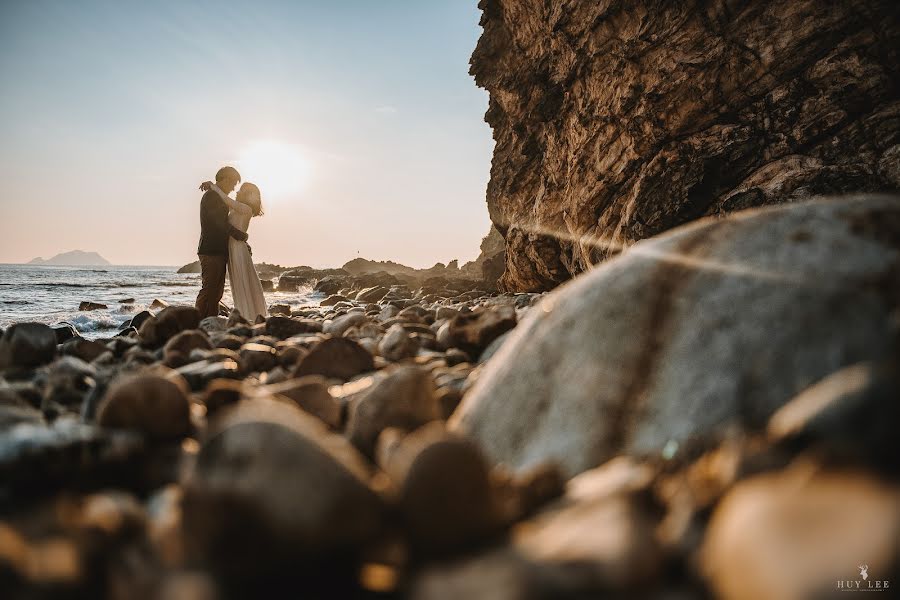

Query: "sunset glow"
left=235, top=140, right=312, bottom=202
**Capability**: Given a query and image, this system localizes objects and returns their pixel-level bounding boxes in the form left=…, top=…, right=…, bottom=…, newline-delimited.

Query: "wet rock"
left=201, top=378, right=245, bottom=416
left=238, top=343, right=278, bottom=374
left=53, top=323, right=79, bottom=344
left=79, top=301, right=107, bottom=311
left=410, top=549, right=540, bottom=600
left=324, top=312, right=368, bottom=337
left=176, top=359, right=241, bottom=392
left=150, top=299, right=169, bottom=310
left=509, top=486, right=664, bottom=593
left=0, top=323, right=58, bottom=370
left=139, top=307, right=201, bottom=349
left=377, top=305, right=400, bottom=322
left=260, top=279, right=274, bottom=292
left=356, top=286, right=390, bottom=303
left=320, top=294, right=348, bottom=306
left=268, top=304, right=291, bottom=316
left=377, top=422, right=499, bottom=554
left=0, top=403, right=43, bottom=428
left=378, top=324, right=420, bottom=362
left=214, top=335, right=244, bottom=351
left=42, top=356, right=97, bottom=410
left=314, top=275, right=345, bottom=295
left=276, top=344, right=307, bottom=369
left=119, top=298, right=135, bottom=304
left=60, top=338, right=107, bottom=363
left=768, top=360, right=900, bottom=475
left=182, top=397, right=385, bottom=577
left=129, top=310, right=153, bottom=331
left=258, top=376, right=342, bottom=429
left=0, top=417, right=144, bottom=494
left=702, top=461, right=900, bottom=600
left=435, top=307, right=459, bottom=321
left=226, top=309, right=248, bottom=328
left=345, top=366, right=441, bottom=458
left=445, top=305, right=516, bottom=356
left=265, top=316, right=322, bottom=339
left=116, top=325, right=137, bottom=338
left=294, top=337, right=374, bottom=381
left=199, top=316, right=227, bottom=334
left=163, top=330, right=212, bottom=364
left=96, top=372, right=192, bottom=439
left=444, top=348, right=470, bottom=367
left=453, top=197, right=900, bottom=477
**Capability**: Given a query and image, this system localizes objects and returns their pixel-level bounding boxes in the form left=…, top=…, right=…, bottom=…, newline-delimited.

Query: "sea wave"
left=0, top=282, right=144, bottom=289
left=69, top=313, right=126, bottom=333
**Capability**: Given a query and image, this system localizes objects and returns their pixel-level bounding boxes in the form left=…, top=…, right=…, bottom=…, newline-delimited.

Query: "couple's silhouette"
left=195, top=166, right=267, bottom=321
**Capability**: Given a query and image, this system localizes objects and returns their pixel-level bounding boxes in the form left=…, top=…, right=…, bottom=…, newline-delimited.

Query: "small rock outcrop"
left=471, top=0, right=900, bottom=291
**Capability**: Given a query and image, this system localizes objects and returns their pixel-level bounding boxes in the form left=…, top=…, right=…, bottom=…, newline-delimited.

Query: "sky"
left=0, top=0, right=494, bottom=268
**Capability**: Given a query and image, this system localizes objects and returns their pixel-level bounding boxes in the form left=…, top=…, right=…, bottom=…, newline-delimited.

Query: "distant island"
left=28, top=250, right=111, bottom=266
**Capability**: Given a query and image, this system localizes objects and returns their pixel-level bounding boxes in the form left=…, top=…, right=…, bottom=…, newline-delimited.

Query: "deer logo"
left=859, top=565, right=869, bottom=581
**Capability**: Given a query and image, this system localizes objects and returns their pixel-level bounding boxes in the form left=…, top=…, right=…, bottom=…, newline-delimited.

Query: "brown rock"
left=164, top=330, right=212, bottom=363
left=356, top=286, right=390, bottom=303
left=238, top=342, right=278, bottom=374
left=96, top=372, right=192, bottom=438
left=445, top=305, right=516, bottom=356
left=702, top=461, right=900, bottom=600
left=78, top=301, right=107, bottom=311
left=182, top=397, right=385, bottom=576
left=259, top=376, right=343, bottom=429
left=320, top=294, right=348, bottom=306
left=323, top=312, right=368, bottom=337
left=0, top=323, right=58, bottom=370
left=268, top=304, right=291, bottom=316
left=345, top=366, right=441, bottom=458
left=378, top=324, right=420, bottom=362
left=61, top=338, right=108, bottom=363
left=139, top=306, right=201, bottom=349
left=276, top=344, right=307, bottom=368
left=202, top=378, right=245, bottom=416
left=294, top=337, right=374, bottom=381
left=376, top=422, right=499, bottom=554
left=265, top=316, right=322, bottom=339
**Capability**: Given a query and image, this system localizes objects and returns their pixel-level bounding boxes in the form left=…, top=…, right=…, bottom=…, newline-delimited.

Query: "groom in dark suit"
left=195, top=166, right=248, bottom=318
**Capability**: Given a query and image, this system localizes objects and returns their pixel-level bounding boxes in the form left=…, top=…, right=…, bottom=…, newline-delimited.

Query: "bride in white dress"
left=201, top=180, right=268, bottom=320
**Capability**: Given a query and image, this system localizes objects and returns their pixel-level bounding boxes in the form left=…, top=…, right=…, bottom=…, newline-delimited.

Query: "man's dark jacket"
left=198, top=190, right=237, bottom=256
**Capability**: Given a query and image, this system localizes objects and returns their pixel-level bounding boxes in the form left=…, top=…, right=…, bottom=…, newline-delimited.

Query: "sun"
left=235, top=140, right=311, bottom=201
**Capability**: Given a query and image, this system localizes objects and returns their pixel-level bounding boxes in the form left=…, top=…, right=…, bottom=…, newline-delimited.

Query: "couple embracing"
left=194, top=166, right=268, bottom=321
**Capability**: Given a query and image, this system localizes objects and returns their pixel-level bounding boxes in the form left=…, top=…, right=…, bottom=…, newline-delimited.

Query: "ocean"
left=0, top=264, right=321, bottom=339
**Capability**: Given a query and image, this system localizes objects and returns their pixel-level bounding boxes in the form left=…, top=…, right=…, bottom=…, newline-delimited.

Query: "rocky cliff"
left=471, top=0, right=900, bottom=291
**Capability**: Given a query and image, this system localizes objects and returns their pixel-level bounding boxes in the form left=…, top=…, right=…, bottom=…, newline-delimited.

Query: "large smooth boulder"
left=452, top=196, right=900, bottom=477
left=182, top=397, right=384, bottom=578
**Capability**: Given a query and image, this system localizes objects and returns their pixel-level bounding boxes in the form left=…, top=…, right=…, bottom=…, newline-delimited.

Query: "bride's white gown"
left=227, top=204, right=267, bottom=320
left=210, top=185, right=267, bottom=320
